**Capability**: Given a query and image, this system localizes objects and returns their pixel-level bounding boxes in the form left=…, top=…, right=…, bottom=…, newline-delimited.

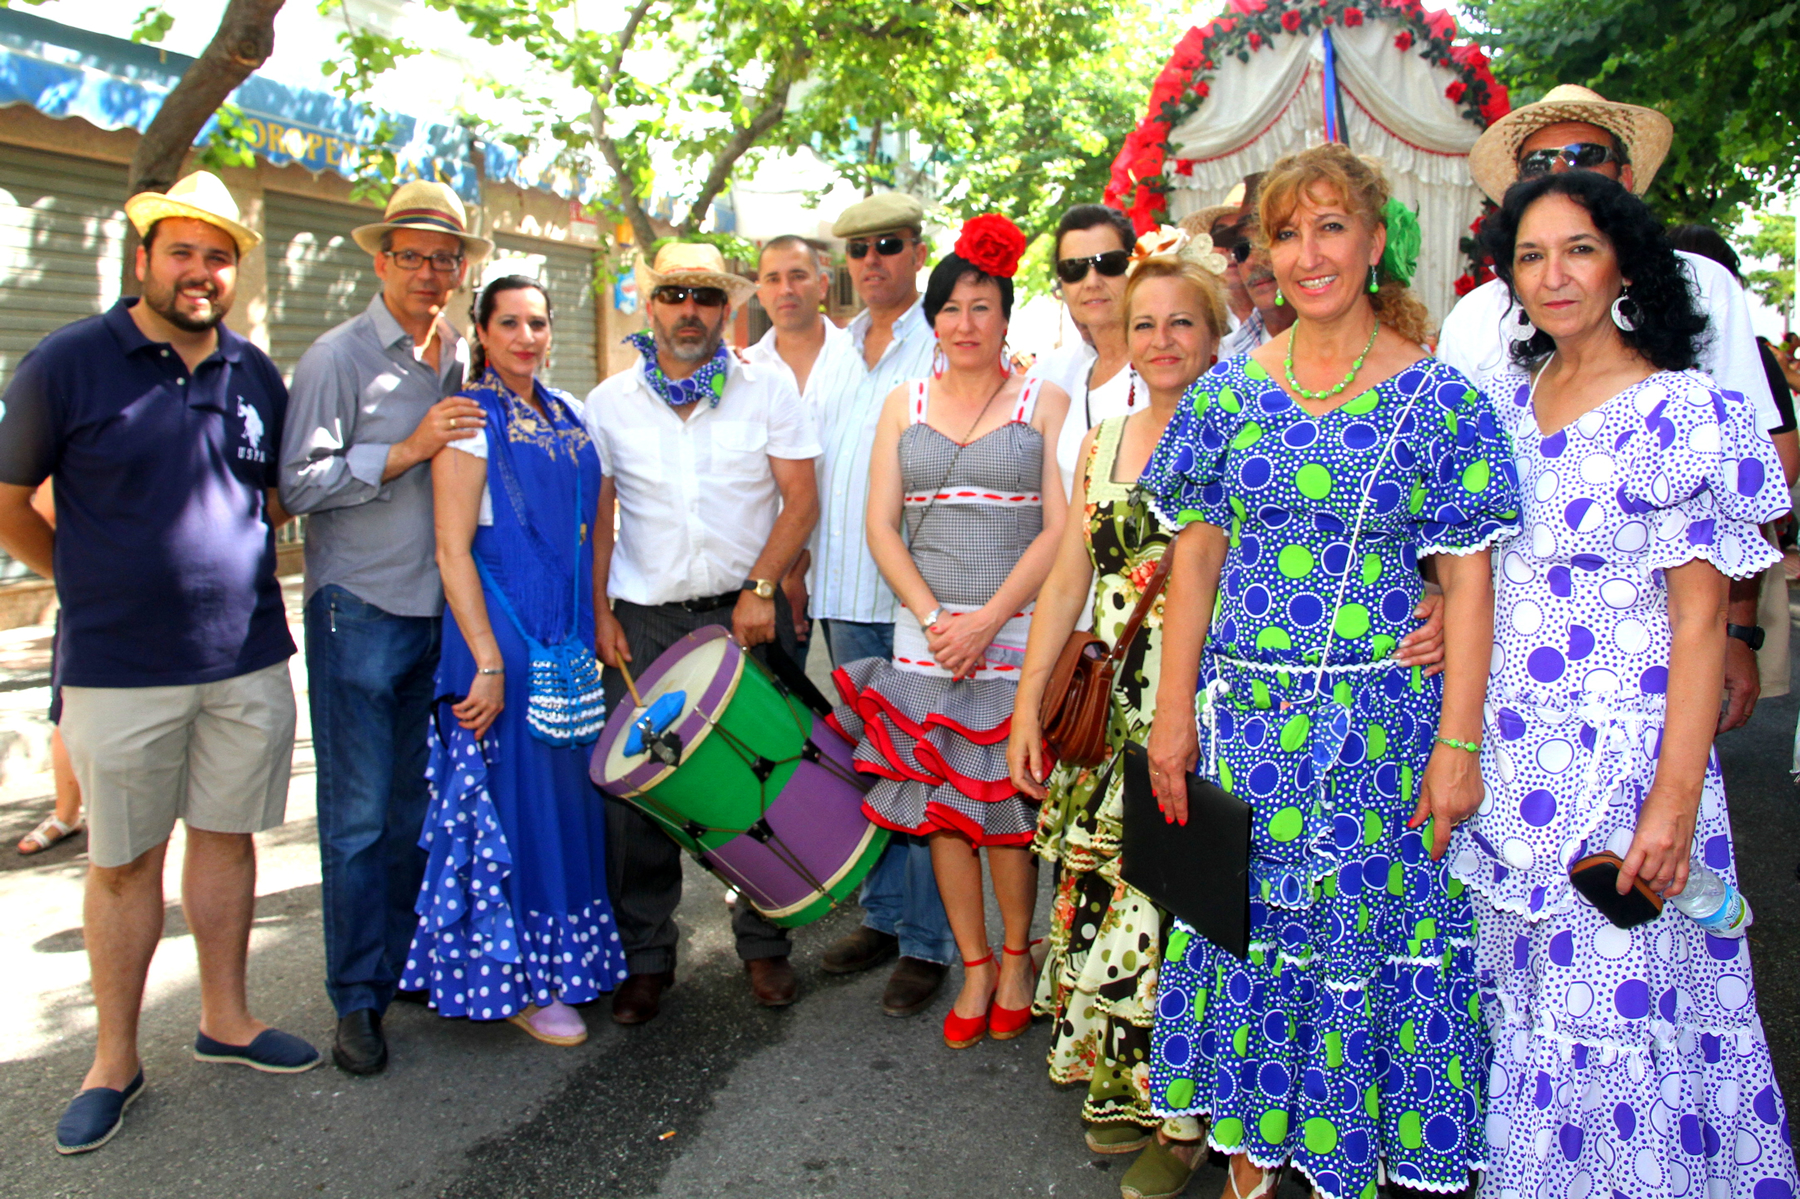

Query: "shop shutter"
left=492, top=233, right=598, bottom=397
left=262, top=191, right=381, bottom=379
left=0, top=144, right=128, bottom=393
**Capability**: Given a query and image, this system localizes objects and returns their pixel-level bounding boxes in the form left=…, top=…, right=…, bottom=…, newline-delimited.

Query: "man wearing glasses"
left=805, top=192, right=959, bottom=1019
left=279, top=182, right=488, bottom=1075
left=586, top=241, right=820, bottom=1022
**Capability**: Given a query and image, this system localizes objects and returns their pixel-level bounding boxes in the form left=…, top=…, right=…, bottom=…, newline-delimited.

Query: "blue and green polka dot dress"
left=1138, top=356, right=1521, bottom=1199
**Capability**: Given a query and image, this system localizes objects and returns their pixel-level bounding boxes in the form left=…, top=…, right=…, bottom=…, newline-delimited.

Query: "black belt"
left=670, top=590, right=741, bottom=613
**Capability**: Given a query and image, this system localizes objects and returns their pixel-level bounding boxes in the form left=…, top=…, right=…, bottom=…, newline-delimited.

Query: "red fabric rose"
left=954, top=214, right=1028, bottom=279
left=1280, top=9, right=1303, bottom=31
left=1393, top=30, right=1414, bottom=50
left=1249, top=30, right=1264, bottom=48
left=1193, top=79, right=1211, bottom=99
left=1453, top=273, right=1476, bottom=297
left=1343, top=6, right=1364, bottom=24
left=1174, top=158, right=1195, bottom=176
left=1481, top=80, right=1512, bottom=120
left=1425, top=9, right=1456, bottom=38
left=1215, top=16, right=1236, bottom=31
left=1445, top=80, right=1467, bottom=103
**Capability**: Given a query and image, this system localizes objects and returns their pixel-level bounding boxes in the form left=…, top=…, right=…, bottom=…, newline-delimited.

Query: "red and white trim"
left=892, top=605, right=1032, bottom=680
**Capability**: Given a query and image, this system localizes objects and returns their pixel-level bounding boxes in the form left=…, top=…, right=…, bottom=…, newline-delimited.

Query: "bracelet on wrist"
left=1435, top=735, right=1481, bottom=754
left=477, top=666, right=504, bottom=676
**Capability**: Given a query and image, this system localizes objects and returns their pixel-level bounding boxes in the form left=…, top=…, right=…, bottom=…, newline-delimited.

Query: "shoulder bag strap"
left=1103, top=549, right=1172, bottom=667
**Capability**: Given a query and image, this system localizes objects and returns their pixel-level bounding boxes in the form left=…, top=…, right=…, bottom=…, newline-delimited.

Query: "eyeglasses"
left=845, top=235, right=914, bottom=259
left=1517, top=142, right=1621, bottom=178
left=652, top=285, right=728, bottom=308
left=384, top=249, right=465, bottom=274
left=1231, top=241, right=1254, bottom=265
left=1054, top=250, right=1130, bottom=284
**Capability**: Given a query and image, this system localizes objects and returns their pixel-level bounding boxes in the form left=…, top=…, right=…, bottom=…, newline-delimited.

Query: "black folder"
left=1120, top=741, right=1252, bottom=960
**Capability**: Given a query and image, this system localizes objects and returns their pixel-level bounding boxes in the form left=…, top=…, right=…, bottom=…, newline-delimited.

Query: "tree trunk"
left=122, top=0, right=285, bottom=290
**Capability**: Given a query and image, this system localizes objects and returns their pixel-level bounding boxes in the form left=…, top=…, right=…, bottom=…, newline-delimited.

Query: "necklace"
left=1284, top=320, right=1381, bottom=403
left=944, top=370, right=1012, bottom=443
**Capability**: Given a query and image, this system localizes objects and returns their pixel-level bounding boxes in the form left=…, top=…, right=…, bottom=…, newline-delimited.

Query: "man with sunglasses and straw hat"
left=1438, top=84, right=1792, bottom=735
left=279, top=180, right=489, bottom=1076
left=0, top=170, right=319, bottom=1153
left=585, top=239, right=820, bottom=1022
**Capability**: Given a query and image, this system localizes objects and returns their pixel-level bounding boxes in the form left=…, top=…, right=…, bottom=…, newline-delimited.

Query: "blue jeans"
left=823, top=618, right=955, bottom=965
left=306, top=585, right=440, bottom=1017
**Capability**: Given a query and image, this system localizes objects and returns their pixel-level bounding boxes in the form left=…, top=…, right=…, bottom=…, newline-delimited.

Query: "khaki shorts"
left=60, top=660, right=297, bottom=868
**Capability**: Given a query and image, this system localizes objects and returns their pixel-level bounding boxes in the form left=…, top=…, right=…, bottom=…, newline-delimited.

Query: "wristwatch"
left=742, top=578, right=777, bottom=600
left=1726, top=623, right=1766, bottom=651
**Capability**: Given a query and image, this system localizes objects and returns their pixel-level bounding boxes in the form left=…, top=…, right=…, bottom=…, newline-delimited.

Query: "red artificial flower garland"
left=954, top=213, right=1028, bottom=279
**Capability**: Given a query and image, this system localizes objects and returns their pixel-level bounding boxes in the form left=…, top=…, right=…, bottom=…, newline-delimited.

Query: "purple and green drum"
left=589, top=625, right=886, bottom=927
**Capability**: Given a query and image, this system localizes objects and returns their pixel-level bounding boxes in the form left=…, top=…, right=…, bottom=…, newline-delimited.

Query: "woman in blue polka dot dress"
left=1137, top=146, right=1520, bottom=1199
left=1447, top=173, right=1797, bottom=1199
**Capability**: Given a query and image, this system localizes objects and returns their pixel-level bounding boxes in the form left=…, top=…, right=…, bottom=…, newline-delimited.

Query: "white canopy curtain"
left=1164, top=19, right=1489, bottom=324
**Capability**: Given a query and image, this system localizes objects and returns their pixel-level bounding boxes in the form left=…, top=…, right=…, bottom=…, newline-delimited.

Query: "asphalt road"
left=3, top=618, right=1799, bottom=1199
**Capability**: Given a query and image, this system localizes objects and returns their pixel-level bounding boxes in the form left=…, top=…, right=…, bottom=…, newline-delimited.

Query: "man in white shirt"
left=586, top=242, right=820, bottom=1023
left=744, top=235, right=848, bottom=644
left=805, top=192, right=959, bottom=1017
left=1439, top=84, right=1783, bottom=733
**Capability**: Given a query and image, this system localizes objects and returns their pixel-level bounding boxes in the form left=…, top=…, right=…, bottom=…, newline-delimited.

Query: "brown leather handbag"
left=1037, top=553, right=1172, bottom=767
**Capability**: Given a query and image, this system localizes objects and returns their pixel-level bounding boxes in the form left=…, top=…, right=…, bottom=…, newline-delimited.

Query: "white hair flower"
left=1129, top=224, right=1228, bottom=277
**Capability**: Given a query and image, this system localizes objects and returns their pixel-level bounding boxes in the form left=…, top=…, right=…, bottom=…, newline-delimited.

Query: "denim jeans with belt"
left=306, top=584, right=440, bottom=1017
left=821, top=619, right=956, bottom=967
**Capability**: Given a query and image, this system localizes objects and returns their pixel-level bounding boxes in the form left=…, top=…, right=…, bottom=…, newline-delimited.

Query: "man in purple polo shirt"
left=0, top=172, right=318, bottom=1157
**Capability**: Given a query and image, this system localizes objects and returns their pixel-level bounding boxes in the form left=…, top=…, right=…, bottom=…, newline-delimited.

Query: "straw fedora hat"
left=1468, top=84, right=1674, bottom=204
left=351, top=180, right=493, bottom=261
left=124, top=171, right=260, bottom=257
left=1182, top=181, right=1250, bottom=241
left=634, top=241, right=756, bottom=307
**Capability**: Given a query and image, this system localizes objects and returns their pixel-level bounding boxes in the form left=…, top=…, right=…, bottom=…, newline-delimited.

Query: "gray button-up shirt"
left=278, top=292, right=468, bottom=617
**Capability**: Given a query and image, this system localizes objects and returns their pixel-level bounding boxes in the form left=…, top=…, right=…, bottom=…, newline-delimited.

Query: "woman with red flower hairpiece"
left=829, top=213, right=1073, bottom=1050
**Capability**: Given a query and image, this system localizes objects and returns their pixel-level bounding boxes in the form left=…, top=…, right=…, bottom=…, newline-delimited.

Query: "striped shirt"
left=809, top=298, right=935, bottom=623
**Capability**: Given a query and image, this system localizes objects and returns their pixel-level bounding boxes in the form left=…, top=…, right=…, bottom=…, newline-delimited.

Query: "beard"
left=142, top=273, right=230, bottom=333
left=653, top=313, right=722, bottom=364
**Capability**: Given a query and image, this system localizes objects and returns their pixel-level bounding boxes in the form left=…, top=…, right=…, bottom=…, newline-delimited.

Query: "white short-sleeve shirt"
left=584, top=352, right=822, bottom=607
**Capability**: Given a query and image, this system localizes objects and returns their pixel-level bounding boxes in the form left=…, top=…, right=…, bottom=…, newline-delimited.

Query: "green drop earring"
left=1275, top=288, right=1285, bottom=307
left=1368, top=266, right=1380, bottom=294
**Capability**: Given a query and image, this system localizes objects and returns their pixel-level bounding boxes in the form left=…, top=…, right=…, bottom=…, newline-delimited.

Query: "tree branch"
left=601, top=0, right=658, bottom=101
left=128, top=0, right=285, bottom=195
left=683, top=81, right=791, bottom=235
left=590, top=100, right=659, bottom=252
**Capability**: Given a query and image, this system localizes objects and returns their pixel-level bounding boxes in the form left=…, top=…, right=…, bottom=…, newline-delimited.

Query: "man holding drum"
left=586, top=240, right=821, bottom=1022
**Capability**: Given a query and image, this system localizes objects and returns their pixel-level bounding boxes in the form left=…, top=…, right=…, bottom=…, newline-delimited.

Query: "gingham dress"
left=829, top=378, right=1045, bottom=846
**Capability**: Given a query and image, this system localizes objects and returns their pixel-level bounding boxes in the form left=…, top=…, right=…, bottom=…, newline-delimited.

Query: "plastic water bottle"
left=1668, top=863, right=1753, bottom=937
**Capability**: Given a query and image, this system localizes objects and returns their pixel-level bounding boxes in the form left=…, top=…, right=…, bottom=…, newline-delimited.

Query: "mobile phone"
left=1569, top=851, right=1663, bottom=929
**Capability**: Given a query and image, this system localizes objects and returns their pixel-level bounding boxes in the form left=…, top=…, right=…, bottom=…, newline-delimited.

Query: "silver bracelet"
left=477, top=666, right=504, bottom=676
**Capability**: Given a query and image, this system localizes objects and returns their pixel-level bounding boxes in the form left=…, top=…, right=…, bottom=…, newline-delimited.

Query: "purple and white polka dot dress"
left=1451, top=368, right=1797, bottom=1199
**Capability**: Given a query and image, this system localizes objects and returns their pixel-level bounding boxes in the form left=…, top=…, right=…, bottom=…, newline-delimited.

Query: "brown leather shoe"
left=821, top=926, right=899, bottom=975
left=610, top=970, right=675, bottom=1025
left=880, top=956, right=947, bottom=1017
left=744, top=956, right=798, bottom=1007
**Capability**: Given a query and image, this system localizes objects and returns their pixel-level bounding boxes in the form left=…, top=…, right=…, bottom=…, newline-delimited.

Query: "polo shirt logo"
left=237, top=396, right=267, bottom=463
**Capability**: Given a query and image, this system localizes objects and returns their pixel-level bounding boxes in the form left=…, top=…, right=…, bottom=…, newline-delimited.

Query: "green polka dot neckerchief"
left=627, top=330, right=731, bottom=409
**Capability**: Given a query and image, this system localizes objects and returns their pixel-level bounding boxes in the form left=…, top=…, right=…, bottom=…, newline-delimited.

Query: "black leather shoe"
left=821, top=926, right=899, bottom=975
left=332, top=1009, right=387, bottom=1076
left=611, top=971, right=676, bottom=1026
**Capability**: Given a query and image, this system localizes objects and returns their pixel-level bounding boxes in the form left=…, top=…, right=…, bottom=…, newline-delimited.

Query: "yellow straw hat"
left=1468, top=84, right=1674, bottom=204
left=124, top=171, right=260, bottom=257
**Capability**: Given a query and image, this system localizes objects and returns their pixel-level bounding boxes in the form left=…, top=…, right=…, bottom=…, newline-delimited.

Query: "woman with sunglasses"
left=400, top=275, right=626, bottom=1047
left=1138, top=145, right=1520, bottom=1199
left=1034, top=205, right=1143, bottom=502
left=1007, top=227, right=1231, bottom=1157
left=830, top=215, right=1070, bottom=1049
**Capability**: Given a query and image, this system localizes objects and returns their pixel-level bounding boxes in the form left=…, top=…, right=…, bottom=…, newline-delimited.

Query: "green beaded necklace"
left=1283, top=319, right=1380, bottom=403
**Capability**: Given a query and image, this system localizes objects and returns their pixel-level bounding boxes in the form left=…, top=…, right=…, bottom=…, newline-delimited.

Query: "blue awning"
left=0, top=8, right=493, bottom=202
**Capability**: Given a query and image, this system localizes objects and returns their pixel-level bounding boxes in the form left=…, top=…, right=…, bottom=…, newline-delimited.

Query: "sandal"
left=1119, top=1136, right=1202, bottom=1199
left=18, top=815, right=82, bottom=856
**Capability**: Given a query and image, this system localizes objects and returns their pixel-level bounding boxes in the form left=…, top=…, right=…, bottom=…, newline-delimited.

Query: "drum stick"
left=618, top=658, right=645, bottom=710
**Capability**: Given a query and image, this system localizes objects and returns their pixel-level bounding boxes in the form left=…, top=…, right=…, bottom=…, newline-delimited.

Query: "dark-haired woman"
left=1455, top=171, right=1797, bottom=1199
left=1033, top=204, right=1143, bottom=498
left=831, top=216, right=1070, bottom=1049
left=401, top=276, right=627, bottom=1046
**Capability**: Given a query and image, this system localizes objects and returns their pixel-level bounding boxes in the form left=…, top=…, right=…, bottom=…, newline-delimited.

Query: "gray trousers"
left=601, top=594, right=799, bottom=973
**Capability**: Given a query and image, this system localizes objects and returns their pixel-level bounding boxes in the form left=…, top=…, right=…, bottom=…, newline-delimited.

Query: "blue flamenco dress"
left=401, top=368, right=628, bottom=1018
left=1137, top=356, right=1521, bottom=1199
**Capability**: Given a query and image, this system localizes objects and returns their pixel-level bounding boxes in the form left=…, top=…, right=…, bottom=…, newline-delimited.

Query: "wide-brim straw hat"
left=634, top=241, right=756, bottom=307
left=1182, top=181, right=1250, bottom=241
left=1469, top=84, right=1674, bottom=204
left=351, top=180, right=493, bottom=260
left=124, top=170, right=260, bottom=257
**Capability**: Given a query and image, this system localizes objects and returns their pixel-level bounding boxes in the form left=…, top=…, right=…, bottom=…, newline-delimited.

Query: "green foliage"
left=1738, top=211, right=1796, bottom=321
left=646, top=231, right=758, bottom=266
left=129, top=4, right=174, bottom=44
left=193, top=101, right=259, bottom=172
left=1467, top=0, right=1800, bottom=227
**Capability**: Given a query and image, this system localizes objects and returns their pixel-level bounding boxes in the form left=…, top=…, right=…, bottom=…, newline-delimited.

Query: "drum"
left=589, top=625, right=887, bottom=927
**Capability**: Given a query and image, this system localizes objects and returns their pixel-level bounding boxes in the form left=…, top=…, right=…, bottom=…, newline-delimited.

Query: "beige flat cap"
left=832, top=192, right=925, bottom=239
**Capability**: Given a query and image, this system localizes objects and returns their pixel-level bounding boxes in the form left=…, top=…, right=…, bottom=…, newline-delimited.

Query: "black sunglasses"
left=1517, top=142, right=1621, bottom=178
left=652, top=284, right=728, bottom=308
left=1054, top=250, right=1130, bottom=285
left=1231, top=241, right=1255, bottom=265
left=846, top=235, right=914, bottom=259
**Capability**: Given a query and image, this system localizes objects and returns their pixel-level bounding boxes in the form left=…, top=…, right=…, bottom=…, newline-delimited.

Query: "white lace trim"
left=1416, top=522, right=1515, bottom=560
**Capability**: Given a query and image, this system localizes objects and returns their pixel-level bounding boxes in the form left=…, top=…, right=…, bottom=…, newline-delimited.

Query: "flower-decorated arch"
left=1106, top=0, right=1507, bottom=320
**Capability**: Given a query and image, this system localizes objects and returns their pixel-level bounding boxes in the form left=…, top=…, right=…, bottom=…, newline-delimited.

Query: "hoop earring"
left=932, top=343, right=948, bottom=379
left=1508, top=306, right=1539, bottom=343
left=1611, top=289, right=1638, bottom=333
left=999, top=342, right=1013, bottom=376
